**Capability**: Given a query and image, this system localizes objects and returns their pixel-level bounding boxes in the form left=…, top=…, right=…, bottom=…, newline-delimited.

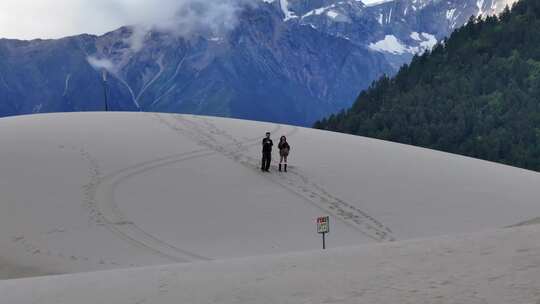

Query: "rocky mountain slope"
left=0, top=0, right=516, bottom=125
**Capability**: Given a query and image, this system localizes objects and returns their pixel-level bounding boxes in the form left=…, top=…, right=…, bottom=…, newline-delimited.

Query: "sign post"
left=317, top=216, right=330, bottom=250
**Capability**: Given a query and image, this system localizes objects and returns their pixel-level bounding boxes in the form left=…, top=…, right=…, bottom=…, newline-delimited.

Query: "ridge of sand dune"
left=0, top=257, right=50, bottom=280
left=2, top=224, right=540, bottom=303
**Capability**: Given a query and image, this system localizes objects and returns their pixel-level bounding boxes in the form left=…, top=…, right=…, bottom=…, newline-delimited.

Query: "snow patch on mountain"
left=369, top=35, right=409, bottom=54
left=280, top=0, right=298, bottom=21
left=365, top=0, right=395, bottom=7
left=410, top=31, right=422, bottom=41
left=370, top=33, right=437, bottom=55
left=326, top=10, right=340, bottom=19
left=417, top=32, right=437, bottom=50
left=302, top=4, right=337, bottom=19
left=410, top=0, right=431, bottom=10
left=477, top=0, right=518, bottom=16
left=477, top=0, right=485, bottom=15
left=446, top=8, right=457, bottom=20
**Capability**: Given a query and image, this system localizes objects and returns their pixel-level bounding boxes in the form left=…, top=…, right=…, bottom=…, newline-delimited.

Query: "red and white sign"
left=317, top=216, right=330, bottom=234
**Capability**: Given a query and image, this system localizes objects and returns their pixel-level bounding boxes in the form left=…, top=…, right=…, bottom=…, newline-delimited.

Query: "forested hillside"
left=316, top=0, right=540, bottom=171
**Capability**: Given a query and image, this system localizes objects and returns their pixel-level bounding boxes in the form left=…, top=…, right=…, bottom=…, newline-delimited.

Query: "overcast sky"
left=0, top=0, right=177, bottom=40
left=0, top=0, right=379, bottom=40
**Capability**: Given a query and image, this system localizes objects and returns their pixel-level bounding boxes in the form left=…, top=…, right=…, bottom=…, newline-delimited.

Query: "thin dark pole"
left=102, top=70, right=109, bottom=112
left=322, top=233, right=326, bottom=250
left=102, top=81, right=108, bottom=112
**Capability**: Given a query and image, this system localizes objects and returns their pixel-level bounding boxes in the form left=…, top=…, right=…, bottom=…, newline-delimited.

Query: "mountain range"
left=0, top=0, right=515, bottom=125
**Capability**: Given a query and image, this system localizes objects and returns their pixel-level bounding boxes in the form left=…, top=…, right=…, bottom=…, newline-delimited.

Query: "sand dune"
left=0, top=112, right=539, bottom=302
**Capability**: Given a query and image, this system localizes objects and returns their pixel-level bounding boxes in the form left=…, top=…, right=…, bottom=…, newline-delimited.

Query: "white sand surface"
left=0, top=112, right=539, bottom=280
left=2, top=224, right=540, bottom=304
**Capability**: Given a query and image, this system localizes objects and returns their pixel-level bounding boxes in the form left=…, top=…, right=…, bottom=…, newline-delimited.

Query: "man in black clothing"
left=261, top=132, right=273, bottom=172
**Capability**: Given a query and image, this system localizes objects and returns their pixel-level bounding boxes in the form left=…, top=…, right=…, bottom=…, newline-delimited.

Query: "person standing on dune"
left=278, top=136, right=290, bottom=172
left=261, top=132, right=273, bottom=172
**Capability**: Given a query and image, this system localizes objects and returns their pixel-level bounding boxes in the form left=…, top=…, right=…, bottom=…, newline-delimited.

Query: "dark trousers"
left=261, top=152, right=271, bottom=171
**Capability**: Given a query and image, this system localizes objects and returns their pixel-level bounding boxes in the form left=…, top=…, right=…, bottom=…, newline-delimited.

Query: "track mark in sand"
left=7, top=146, right=128, bottom=268
left=507, top=217, right=540, bottom=228
left=81, top=145, right=211, bottom=263
left=81, top=116, right=282, bottom=263
left=10, top=234, right=121, bottom=267
left=168, top=115, right=396, bottom=242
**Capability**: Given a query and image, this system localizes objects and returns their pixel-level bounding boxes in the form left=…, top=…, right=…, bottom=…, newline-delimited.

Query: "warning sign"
left=317, top=216, right=330, bottom=234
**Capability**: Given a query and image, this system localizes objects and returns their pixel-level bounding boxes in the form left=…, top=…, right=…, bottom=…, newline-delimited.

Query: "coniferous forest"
left=315, top=0, right=540, bottom=171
